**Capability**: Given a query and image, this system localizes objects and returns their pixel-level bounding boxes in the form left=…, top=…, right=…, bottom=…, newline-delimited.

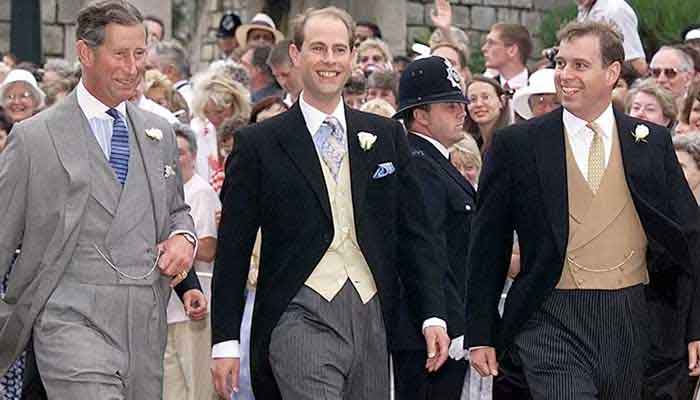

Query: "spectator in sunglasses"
left=649, top=46, right=694, bottom=110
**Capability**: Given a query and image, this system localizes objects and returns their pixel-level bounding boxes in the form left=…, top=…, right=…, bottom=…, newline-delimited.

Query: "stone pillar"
left=131, top=0, right=172, bottom=39
left=11, top=0, right=42, bottom=64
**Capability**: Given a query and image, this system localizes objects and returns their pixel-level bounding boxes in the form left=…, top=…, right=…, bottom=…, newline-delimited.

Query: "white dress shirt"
left=578, top=0, right=646, bottom=61
left=174, top=80, right=193, bottom=109
left=499, top=68, right=529, bottom=91
left=76, top=80, right=128, bottom=159
left=411, top=131, right=450, bottom=159
left=213, top=93, right=446, bottom=359
left=135, top=95, right=178, bottom=124
left=563, top=103, right=615, bottom=177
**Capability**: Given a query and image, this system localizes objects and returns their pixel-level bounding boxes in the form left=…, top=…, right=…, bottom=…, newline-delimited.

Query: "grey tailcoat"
left=0, top=91, right=194, bottom=374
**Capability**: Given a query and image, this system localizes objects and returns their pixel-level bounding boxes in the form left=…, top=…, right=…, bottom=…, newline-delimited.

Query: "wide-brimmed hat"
left=0, top=69, right=46, bottom=108
left=393, top=56, right=467, bottom=119
left=217, top=11, right=242, bottom=38
left=512, top=68, right=556, bottom=120
left=235, top=13, right=284, bottom=47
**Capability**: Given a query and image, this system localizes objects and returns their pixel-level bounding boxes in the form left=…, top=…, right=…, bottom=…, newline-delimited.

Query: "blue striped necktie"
left=106, top=108, right=129, bottom=185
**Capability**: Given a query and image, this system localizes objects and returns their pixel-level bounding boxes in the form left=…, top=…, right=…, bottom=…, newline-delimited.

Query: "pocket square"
left=372, top=162, right=395, bottom=179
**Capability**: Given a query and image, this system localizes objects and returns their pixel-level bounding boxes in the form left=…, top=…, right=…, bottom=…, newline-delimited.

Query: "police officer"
left=216, top=11, right=243, bottom=60
left=391, top=56, right=476, bottom=400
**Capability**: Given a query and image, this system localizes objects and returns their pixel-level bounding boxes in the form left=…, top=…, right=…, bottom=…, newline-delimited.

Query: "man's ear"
left=76, top=40, right=94, bottom=68
left=289, top=43, right=301, bottom=68
left=606, top=60, right=622, bottom=89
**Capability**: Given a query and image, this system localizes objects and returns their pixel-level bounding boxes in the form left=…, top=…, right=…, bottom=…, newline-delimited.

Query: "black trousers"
left=513, top=285, right=648, bottom=400
left=393, top=350, right=467, bottom=400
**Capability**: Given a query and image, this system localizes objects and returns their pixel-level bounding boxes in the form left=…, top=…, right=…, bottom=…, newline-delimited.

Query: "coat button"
left=465, top=204, right=471, bottom=211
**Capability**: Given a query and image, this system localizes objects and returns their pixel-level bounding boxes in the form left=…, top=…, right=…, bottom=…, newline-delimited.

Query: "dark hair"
left=465, top=75, right=510, bottom=153
left=293, top=7, right=355, bottom=49
left=77, top=0, right=144, bottom=47
left=218, top=116, right=248, bottom=153
left=681, top=81, right=700, bottom=124
left=619, top=61, right=641, bottom=88
left=403, top=104, right=430, bottom=130
left=492, top=23, right=532, bottom=65
left=366, top=70, right=398, bottom=98
left=268, top=39, right=292, bottom=67
left=356, top=21, right=382, bottom=39
left=557, top=20, right=624, bottom=67
left=344, top=73, right=366, bottom=95
left=0, top=108, right=12, bottom=133
left=250, top=96, right=288, bottom=124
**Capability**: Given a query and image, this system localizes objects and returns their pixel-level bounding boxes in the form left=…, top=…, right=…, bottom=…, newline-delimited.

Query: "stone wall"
left=0, top=0, right=171, bottom=63
left=406, top=0, right=569, bottom=65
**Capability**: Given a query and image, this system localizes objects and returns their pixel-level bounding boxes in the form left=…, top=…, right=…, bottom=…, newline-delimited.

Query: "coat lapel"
left=616, top=109, right=651, bottom=200
left=409, top=133, right=475, bottom=197
left=47, top=92, right=91, bottom=203
left=276, top=104, right=332, bottom=222
left=124, top=102, right=165, bottom=232
left=346, top=108, right=373, bottom=217
left=534, top=109, right=569, bottom=255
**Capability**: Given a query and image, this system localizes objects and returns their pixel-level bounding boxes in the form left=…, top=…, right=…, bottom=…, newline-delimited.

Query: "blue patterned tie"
left=106, top=108, right=129, bottom=185
left=313, top=116, right=346, bottom=181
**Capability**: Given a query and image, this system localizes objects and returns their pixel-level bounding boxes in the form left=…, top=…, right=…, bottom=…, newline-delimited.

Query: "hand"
left=157, top=234, right=195, bottom=285
left=183, top=289, right=208, bottom=320
left=212, top=357, right=240, bottom=399
left=470, top=347, right=499, bottom=377
left=423, top=326, right=450, bottom=372
left=688, top=340, right=700, bottom=376
left=430, top=0, right=452, bottom=29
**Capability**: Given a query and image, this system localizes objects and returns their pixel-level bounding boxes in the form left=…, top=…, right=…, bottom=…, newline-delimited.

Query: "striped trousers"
left=513, top=285, right=648, bottom=400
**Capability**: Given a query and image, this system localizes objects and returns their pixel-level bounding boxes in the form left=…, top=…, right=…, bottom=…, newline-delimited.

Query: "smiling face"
left=2, top=82, right=39, bottom=123
left=78, top=23, right=147, bottom=108
left=290, top=14, right=353, bottom=112
left=554, top=34, right=620, bottom=122
left=467, top=81, right=503, bottom=127
left=628, top=91, right=670, bottom=127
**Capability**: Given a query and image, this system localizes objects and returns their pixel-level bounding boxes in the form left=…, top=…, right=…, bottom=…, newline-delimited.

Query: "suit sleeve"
left=660, top=133, right=700, bottom=341
left=211, top=130, right=261, bottom=345
left=466, top=131, right=515, bottom=348
left=396, top=127, right=448, bottom=323
left=0, top=125, right=30, bottom=282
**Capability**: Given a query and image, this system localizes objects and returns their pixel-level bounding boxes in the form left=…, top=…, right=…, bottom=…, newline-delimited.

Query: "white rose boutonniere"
left=164, top=164, right=175, bottom=178
left=632, top=124, right=649, bottom=143
left=357, top=131, right=377, bottom=151
left=145, top=128, right=163, bottom=141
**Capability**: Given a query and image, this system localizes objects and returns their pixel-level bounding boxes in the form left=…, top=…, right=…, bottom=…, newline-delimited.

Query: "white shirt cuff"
left=422, top=317, right=447, bottom=332
left=170, top=230, right=198, bottom=265
left=468, top=346, right=491, bottom=351
left=211, top=340, right=240, bottom=358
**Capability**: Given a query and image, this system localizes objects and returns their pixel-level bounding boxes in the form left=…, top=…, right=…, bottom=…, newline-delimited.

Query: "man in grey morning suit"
left=0, top=1, right=204, bottom=398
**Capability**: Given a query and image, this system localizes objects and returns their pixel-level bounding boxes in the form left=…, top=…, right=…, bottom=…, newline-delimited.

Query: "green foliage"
left=629, top=0, right=700, bottom=56
left=537, top=4, right=578, bottom=49
left=469, top=46, right=485, bottom=75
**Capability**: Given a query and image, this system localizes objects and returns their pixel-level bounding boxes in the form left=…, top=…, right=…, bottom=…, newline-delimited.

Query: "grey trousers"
left=513, top=285, right=648, bottom=400
left=33, top=278, right=166, bottom=399
left=269, top=281, right=389, bottom=400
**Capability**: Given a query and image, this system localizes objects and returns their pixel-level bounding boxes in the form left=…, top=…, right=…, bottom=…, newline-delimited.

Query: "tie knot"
left=587, top=122, right=602, bottom=137
left=322, top=117, right=343, bottom=139
left=106, top=108, right=121, bottom=120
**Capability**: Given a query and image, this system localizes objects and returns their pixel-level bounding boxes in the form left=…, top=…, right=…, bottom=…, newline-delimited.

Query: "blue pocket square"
left=372, top=162, right=395, bottom=179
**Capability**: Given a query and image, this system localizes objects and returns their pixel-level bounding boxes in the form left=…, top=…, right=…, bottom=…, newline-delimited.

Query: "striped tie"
left=586, top=122, right=604, bottom=193
left=106, top=108, right=129, bottom=184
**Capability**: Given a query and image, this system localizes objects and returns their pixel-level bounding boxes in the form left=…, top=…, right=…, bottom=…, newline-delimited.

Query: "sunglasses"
left=650, top=67, right=686, bottom=79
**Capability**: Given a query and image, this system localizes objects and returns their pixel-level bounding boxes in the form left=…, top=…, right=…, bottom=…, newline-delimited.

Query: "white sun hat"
left=0, top=69, right=46, bottom=108
left=512, top=68, right=556, bottom=120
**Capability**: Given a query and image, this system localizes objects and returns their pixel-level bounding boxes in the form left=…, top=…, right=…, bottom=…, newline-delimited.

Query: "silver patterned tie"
left=313, top=116, right=346, bottom=180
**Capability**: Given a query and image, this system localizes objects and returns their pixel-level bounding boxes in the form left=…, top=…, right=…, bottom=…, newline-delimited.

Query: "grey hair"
left=76, top=0, right=144, bottom=48
left=43, top=58, right=75, bottom=77
left=150, top=40, right=190, bottom=78
left=673, top=132, right=700, bottom=169
left=653, top=46, right=694, bottom=72
left=624, top=77, right=678, bottom=126
left=172, top=122, right=197, bottom=155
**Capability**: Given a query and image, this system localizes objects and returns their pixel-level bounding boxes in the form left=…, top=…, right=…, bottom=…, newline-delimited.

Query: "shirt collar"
left=299, top=91, right=347, bottom=136
left=411, top=131, right=451, bottom=159
left=500, top=68, right=529, bottom=89
left=563, top=103, right=615, bottom=140
left=76, top=79, right=128, bottom=120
